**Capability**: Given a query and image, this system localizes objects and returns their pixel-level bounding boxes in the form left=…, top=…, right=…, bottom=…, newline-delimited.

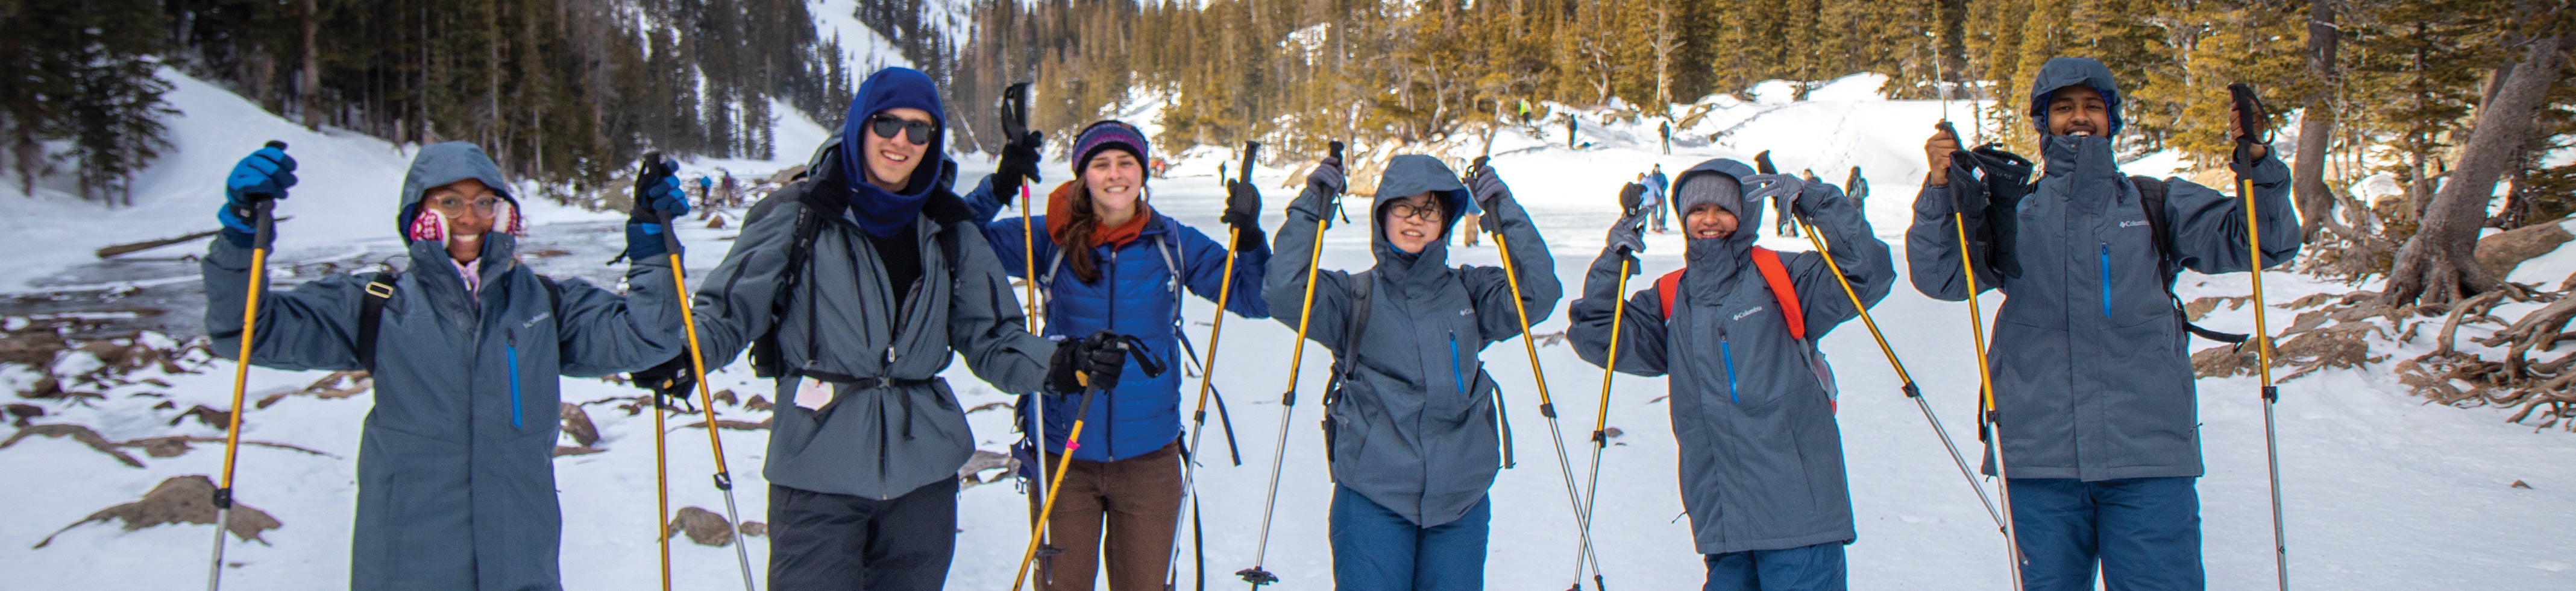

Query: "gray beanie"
left=1673, top=172, right=1743, bottom=218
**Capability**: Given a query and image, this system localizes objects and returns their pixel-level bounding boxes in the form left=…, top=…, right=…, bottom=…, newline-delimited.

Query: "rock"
left=957, top=449, right=1017, bottom=488
left=559, top=403, right=599, bottom=447
left=36, top=475, right=279, bottom=548
left=5, top=403, right=43, bottom=426
left=553, top=446, right=606, bottom=457
left=2476, top=219, right=2574, bottom=279
left=670, top=506, right=736, bottom=547
left=738, top=521, right=768, bottom=537
left=743, top=394, right=773, bottom=411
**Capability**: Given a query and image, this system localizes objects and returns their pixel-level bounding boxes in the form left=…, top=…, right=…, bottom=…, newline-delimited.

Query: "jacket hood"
left=2026, top=57, right=2124, bottom=137
left=840, top=67, right=949, bottom=236
left=1673, top=157, right=1762, bottom=264
left=1368, top=154, right=1471, bottom=273
left=395, top=142, right=515, bottom=242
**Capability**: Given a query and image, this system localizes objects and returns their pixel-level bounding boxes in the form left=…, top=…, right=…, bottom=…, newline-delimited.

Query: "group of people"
left=204, top=56, right=2297, bottom=590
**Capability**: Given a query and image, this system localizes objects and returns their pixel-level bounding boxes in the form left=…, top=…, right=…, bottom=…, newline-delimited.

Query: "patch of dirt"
left=257, top=371, right=371, bottom=408
left=683, top=418, right=770, bottom=431
left=35, top=475, right=279, bottom=548
left=670, top=506, right=737, bottom=547
left=957, top=449, right=1017, bottom=489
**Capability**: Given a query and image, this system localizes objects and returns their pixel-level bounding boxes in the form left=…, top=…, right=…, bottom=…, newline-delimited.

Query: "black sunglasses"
left=868, top=114, right=935, bottom=145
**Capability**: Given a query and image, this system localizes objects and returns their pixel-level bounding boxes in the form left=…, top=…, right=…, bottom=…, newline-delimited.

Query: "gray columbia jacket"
left=684, top=147, right=1054, bottom=501
left=1567, top=159, right=1893, bottom=555
left=204, top=142, right=686, bottom=590
left=1263, top=154, right=1560, bottom=528
left=1905, top=57, right=2300, bottom=481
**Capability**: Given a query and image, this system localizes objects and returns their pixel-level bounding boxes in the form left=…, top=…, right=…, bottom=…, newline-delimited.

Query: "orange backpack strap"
left=1656, top=268, right=1687, bottom=319
left=1748, top=247, right=1806, bottom=341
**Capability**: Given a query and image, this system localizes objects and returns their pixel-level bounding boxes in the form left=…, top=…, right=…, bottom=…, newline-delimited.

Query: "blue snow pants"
left=1328, top=484, right=1489, bottom=590
left=2009, top=476, right=2204, bottom=590
left=1701, top=542, right=1847, bottom=591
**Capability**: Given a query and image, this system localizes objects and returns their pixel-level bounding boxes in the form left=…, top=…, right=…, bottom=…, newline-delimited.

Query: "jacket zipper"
left=1448, top=330, right=1469, bottom=399
left=1720, top=334, right=1739, bottom=405
left=1103, top=248, right=1117, bottom=460
left=2099, top=242, right=2113, bottom=318
left=505, top=329, right=523, bottom=429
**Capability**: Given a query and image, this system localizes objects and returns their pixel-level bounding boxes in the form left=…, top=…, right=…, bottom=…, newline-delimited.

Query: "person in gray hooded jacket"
left=644, top=66, right=1130, bottom=589
left=1907, top=57, right=2298, bottom=590
left=202, top=141, right=691, bottom=590
left=1568, top=158, right=1892, bottom=590
left=1263, top=154, right=1559, bottom=590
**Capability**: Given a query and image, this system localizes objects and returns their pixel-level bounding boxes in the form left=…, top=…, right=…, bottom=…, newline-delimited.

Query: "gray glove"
left=1741, top=174, right=1806, bottom=221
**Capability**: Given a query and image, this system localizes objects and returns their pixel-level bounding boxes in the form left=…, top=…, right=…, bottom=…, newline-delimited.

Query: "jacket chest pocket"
left=2096, top=213, right=2167, bottom=328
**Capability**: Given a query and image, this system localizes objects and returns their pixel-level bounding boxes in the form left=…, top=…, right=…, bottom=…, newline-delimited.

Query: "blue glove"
left=623, top=159, right=691, bottom=261
left=218, top=144, right=295, bottom=248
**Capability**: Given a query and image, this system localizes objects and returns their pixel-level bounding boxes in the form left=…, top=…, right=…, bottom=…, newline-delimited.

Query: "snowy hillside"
left=5, top=61, right=2576, bottom=591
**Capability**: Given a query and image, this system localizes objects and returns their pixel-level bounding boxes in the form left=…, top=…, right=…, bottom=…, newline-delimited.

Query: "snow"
left=5, top=70, right=2575, bottom=590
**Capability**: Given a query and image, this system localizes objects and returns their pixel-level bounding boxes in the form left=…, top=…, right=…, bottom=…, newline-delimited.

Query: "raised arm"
left=2163, top=151, right=2299, bottom=274
left=1785, top=180, right=1894, bottom=338
left=1566, top=247, right=1670, bottom=378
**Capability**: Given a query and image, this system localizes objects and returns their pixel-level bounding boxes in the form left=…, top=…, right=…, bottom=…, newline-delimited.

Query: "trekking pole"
left=1163, top=141, right=1261, bottom=590
left=1464, top=156, right=1606, bottom=591
left=1237, top=141, right=1344, bottom=589
left=1013, top=336, right=1166, bottom=591
left=644, top=155, right=759, bottom=591
left=2229, top=81, right=2289, bottom=591
left=1791, top=213, right=2003, bottom=530
left=998, top=83, right=1061, bottom=574
left=1571, top=251, right=1633, bottom=591
left=207, top=141, right=286, bottom=591
left=1938, top=126, right=2025, bottom=585
left=643, top=162, right=676, bottom=591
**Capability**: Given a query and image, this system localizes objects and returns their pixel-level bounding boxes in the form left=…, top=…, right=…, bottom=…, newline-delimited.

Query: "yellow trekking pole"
left=1936, top=120, right=2026, bottom=587
left=1571, top=255, right=1632, bottom=591
left=1237, top=141, right=1345, bottom=589
left=2228, top=81, right=2289, bottom=591
left=1463, top=157, right=1606, bottom=591
left=207, top=140, right=288, bottom=591
left=639, top=154, right=760, bottom=590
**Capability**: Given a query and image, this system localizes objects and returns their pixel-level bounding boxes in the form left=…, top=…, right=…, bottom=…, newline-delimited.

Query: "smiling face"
left=1082, top=150, right=1143, bottom=218
left=1684, top=203, right=1738, bottom=240
left=1380, top=192, right=1448, bottom=254
left=422, top=178, right=500, bottom=263
left=861, top=107, right=935, bottom=191
left=2047, top=85, right=2109, bottom=138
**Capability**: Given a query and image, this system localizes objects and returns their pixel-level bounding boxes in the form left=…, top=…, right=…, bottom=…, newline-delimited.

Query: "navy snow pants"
left=1328, top=484, right=1489, bottom=590
left=767, top=479, right=959, bottom=590
left=1701, top=542, right=1847, bottom=591
left=2008, top=476, right=2204, bottom=591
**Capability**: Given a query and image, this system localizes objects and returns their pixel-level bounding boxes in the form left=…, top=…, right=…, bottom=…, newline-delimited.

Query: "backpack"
left=1654, top=247, right=1839, bottom=405
left=1952, top=146, right=2248, bottom=344
left=357, top=271, right=561, bottom=371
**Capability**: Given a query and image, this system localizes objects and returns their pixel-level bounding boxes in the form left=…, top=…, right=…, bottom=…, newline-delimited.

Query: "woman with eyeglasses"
left=1263, top=154, right=1558, bottom=590
left=958, top=120, right=1271, bottom=591
left=200, top=141, right=693, bottom=589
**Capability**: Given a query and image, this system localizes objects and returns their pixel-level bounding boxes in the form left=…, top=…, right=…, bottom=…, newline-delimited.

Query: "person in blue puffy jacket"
left=963, top=120, right=1271, bottom=590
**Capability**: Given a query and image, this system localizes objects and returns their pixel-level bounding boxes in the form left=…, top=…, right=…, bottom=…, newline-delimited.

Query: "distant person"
left=1567, top=116, right=1579, bottom=150
left=1906, top=56, right=2298, bottom=591
left=203, top=141, right=692, bottom=589
left=1569, top=159, right=1891, bottom=591
left=1645, top=164, right=1672, bottom=234
left=699, top=174, right=715, bottom=208
left=1845, top=166, right=1868, bottom=210
left=1518, top=99, right=1532, bottom=125
left=1660, top=121, right=1673, bottom=154
left=720, top=171, right=740, bottom=207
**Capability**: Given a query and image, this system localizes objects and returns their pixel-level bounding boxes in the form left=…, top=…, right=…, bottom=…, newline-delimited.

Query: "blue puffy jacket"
left=966, top=180, right=1272, bottom=462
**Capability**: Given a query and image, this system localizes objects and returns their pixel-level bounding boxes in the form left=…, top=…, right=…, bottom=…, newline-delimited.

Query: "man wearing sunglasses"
left=644, top=67, right=1129, bottom=589
left=202, top=141, right=693, bottom=589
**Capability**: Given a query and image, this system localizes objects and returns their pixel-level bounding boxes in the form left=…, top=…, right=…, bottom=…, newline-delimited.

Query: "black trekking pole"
left=1936, top=121, right=2028, bottom=587
left=1014, top=335, right=1167, bottom=591
left=638, top=154, right=761, bottom=590
left=1162, top=141, right=1260, bottom=591
left=207, top=141, right=287, bottom=591
left=2228, top=81, right=2289, bottom=591
left=1237, top=141, right=1343, bottom=589
left=1464, top=156, right=1606, bottom=591
left=1762, top=155, right=2003, bottom=533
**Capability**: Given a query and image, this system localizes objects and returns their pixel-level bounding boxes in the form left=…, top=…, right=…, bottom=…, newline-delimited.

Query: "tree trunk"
left=300, top=0, right=319, bottom=129
left=2292, top=0, right=2338, bottom=242
left=2384, top=27, right=2574, bottom=309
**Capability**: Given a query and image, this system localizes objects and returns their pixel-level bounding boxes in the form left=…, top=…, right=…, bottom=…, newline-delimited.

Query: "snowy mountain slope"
left=4, top=69, right=2574, bottom=590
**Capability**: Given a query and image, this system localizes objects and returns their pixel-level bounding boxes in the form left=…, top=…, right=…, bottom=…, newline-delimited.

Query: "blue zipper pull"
left=505, top=331, right=523, bottom=429
left=1720, top=337, right=1739, bottom=405
left=1448, top=331, right=1469, bottom=398
left=2099, top=242, right=2113, bottom=318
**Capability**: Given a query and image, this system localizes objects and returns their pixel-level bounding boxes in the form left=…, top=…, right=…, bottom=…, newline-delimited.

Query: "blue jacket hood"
left=841, top=67, right=949, bottom=236
left=2026, top=57, right=2124, bottom=137
left=395, top=142, right=514, bottom=242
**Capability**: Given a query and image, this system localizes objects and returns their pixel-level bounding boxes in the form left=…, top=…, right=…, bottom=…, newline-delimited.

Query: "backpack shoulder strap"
left=2128, top=175, right=2249, bottom=344
left=1747, top=247, right=1807, bottom=341
left=357, top=271, right=401, bottom=372
left=1656, top=268, right=1686, bottom=320
left=1322, top=271, right=1374, bottom=406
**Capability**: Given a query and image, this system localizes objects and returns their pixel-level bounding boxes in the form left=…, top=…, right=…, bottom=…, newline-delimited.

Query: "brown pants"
left=1030, top=441, right=1184, bottom=591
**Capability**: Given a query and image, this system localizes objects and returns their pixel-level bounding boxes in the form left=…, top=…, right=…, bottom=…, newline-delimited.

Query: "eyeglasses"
left=427, top=194, right=503, bottom=216
left=869, top=114, right=935, bottom=145
left=1386, top=203, right=1445, bottom=222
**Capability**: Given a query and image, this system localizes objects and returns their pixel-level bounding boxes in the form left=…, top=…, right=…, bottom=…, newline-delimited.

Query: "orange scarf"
left=1043, top=180, right=1152, bottom=248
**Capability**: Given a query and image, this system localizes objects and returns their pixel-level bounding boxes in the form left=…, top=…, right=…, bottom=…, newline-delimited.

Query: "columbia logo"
left=2119, top=220, right=2150, bottom=228
left=1732, top=306, right=1765, bottom=321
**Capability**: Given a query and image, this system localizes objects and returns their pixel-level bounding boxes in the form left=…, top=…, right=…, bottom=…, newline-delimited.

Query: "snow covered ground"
left=6, top=66, right=2575, bottom=590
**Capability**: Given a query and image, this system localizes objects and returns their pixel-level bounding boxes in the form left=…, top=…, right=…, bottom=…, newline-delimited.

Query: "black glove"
left=1618, top=182, right=1647, bottom=214
left=1222, top=179, right=1263, bottom=230
left=629, top=354, right=699, bottom=411
left=1049, top=332, right=1131, bottom=394
left=994, top=131, right=1044, bottom=201
left=1466, top=162, right=1512, bottom=218
left=217, top=143, right=295, bottom=247
left=1306, top=156, right=1346, bottom=197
